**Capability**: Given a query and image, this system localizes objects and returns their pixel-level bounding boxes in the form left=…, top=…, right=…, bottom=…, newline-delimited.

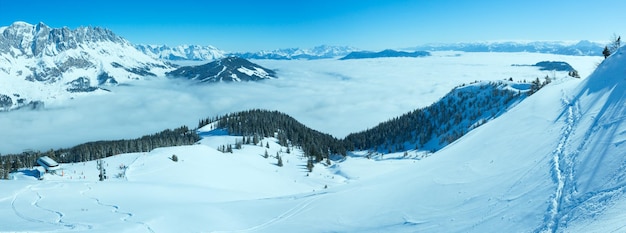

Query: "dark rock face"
left=97, top=72, right=118, bottom=85
left=0, top=94, right=12, bottom=110
left=166, top=57, right=276, bottom=83
left=66, top=77, right=98, bottom=93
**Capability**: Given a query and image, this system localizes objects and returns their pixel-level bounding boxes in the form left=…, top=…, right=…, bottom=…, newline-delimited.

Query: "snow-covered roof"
left=37, top=156, right=59, bottom=170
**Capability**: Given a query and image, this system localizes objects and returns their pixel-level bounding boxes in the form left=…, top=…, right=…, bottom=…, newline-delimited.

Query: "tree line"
left=199, top=109, right=353, bottom=163
left=0, top=126, right=199, bottom=179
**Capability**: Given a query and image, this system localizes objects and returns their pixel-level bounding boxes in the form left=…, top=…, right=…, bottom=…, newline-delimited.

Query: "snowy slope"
left=1, top=135, right=358, bottom=232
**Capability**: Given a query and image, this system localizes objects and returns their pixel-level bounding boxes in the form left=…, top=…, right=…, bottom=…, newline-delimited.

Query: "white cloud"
left=0, top=52, right=601, bottom=154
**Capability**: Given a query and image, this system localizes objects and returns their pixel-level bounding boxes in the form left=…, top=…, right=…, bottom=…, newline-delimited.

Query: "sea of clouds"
left=0, top=52, right=600, bottom=154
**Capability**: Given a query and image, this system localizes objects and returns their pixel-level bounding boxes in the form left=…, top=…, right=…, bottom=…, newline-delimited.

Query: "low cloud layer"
left=0, top=52, right=600, bottom=154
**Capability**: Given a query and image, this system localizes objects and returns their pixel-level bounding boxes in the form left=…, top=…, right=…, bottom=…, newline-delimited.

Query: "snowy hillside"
left=412, top=40, right=605, bottom=56
left=135, top=44, right=226, bottom=61
left=346, top=80, right=535, bottom=153
left=0, top=22, right=172, bottom=110
left=166, top=56, right=276, bottom=82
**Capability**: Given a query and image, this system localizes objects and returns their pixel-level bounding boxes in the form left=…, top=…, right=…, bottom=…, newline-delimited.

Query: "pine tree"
left=610, top=34, right=621, bottom=53
left=306, top=159, right=314, bottom=172
left=603, top=46, right=611, bottom=59
left=97, top=159, right=107, bottom=181
left=277, top=154, right=283, bottom=167
left=264, top=150, right=269, bottom=158
left=253, top=134, right=259, bottom=145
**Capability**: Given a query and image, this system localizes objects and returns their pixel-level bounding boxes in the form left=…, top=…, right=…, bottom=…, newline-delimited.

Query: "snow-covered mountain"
left=412, top=40, right=605, bottom=56
left=166, top=56, right=276, bottom=82
left=232, top=45, right=359, bottom=60
left=135, top=44, right=226, bottom=61
left=0, top=21, right=172, bottom=111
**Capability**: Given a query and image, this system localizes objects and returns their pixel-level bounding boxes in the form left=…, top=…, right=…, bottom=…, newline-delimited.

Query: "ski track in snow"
left=211, top=192, right=326, bottom=233
left=553, top=91, right=626, bottom=230
left=11, top=185, right=45, bottom=224
left=535, top=86, right=626, bottom=232
left=539, top=93, right=581, bottom=233
left=11, top=183, right=93, bottom=231
left=81, top=184, right=154, bottom=233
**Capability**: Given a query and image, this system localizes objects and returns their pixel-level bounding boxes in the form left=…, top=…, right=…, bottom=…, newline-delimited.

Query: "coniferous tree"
left=306, top=159, right=314, bottom=172
left=610, top=34, right=621, bottom=53
left=277, top=154, right=283, bottom=167
left=603, top=46, right=611, bottom=59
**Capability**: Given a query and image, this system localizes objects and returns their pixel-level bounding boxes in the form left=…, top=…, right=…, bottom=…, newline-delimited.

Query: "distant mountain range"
left=166, top=56, right=276, bottom=83
left=339, top=49, right=430, bottom=60
left=134, top=44, right=358, bottom=61
left=410, top=41, right=605, bottom=56
left=142, top=41, right=605, bottom=61
left=231, top=45, right=359, bottom=60
left=135, top=44, right=225, bottom=61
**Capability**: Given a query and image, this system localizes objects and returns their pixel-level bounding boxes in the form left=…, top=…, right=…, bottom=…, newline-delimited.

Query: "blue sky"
left=1, top=0, right=624, bottom=52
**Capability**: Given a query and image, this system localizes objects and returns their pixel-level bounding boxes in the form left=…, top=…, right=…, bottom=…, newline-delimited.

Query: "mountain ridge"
left=411, top=40, right=605, bottom=56
left=232, top=45, right=359, bottom=60
left=135, top=44, right=226, bottom=61
left=0, top=21, right=172, bottom=111
left=340, top=49, right=430, bottom=60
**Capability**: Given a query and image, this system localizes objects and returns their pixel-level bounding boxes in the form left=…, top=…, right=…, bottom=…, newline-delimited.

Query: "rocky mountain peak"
left=0, top=22, right=171, bottom=111
left=0, top=21, right=128, bottom=57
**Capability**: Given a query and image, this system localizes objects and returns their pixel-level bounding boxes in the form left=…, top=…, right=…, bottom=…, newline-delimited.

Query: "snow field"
left=4, top=132, right=401, bottom=232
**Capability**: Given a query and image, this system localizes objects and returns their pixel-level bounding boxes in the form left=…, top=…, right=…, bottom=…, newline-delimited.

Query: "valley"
left=1, top=20, right=623, bottom=233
